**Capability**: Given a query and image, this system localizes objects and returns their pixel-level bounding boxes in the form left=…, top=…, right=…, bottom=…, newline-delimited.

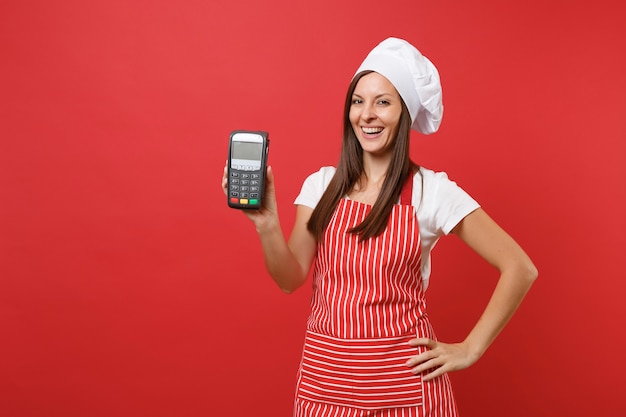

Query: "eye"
left=351, top=98, right=363, bottom=105
left=377, top=99, right=390, bottom=105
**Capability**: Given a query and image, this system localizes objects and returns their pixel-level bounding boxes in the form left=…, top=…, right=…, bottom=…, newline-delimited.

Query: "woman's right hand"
left=222, top=164, right=279, bottom=232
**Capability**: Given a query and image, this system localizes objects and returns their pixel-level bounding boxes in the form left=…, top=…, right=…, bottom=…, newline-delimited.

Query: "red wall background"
left=1, top=1, right=624, bottom=416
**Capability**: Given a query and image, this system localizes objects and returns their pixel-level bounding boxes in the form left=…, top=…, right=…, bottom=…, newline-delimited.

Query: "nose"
left=361, top=103, right=376, bottom=121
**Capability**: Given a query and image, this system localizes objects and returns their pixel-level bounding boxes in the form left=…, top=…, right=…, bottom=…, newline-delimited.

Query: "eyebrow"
left=352, top=93, right=395, bottom=99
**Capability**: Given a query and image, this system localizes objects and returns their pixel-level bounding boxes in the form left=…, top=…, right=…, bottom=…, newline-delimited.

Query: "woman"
left=222, top=37, right=537, bottom=417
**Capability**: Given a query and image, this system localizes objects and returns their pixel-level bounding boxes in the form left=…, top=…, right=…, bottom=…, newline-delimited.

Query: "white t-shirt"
left=293, top=166, right=480, bottom=290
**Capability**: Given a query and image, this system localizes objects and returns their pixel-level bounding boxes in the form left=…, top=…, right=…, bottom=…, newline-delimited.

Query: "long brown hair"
left=307, top=70, right=418, bottom=241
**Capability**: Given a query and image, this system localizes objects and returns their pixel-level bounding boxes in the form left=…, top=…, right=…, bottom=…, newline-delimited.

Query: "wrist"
left=461, top=337, right=488, bottom=364
left=255, top=215, right=281, bottom=238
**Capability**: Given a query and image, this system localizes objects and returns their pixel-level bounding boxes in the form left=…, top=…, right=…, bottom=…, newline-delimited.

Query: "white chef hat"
left=354, top=37, right=443, bottom=135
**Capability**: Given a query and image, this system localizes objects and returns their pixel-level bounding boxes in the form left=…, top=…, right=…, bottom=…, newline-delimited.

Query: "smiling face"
left=349, top=72, right=403, bottom=157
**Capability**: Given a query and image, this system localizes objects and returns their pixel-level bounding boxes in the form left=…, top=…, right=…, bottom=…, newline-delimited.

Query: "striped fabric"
left=298, top=331, right=423, bottom=409
left=307, top=200, right=424, bottom=339
left=295, top=175, right=458, bottom=416
left=295, top=395, right=456, bottom=417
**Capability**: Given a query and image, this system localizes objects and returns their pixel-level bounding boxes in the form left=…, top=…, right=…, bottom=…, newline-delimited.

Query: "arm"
left=222, top=165, right=317, bottom=293
left=406, top=208, right=538, bottom=380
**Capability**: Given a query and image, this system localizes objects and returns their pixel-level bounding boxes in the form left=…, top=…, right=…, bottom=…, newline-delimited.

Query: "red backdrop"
left=1, top=1, right=625, bottom=416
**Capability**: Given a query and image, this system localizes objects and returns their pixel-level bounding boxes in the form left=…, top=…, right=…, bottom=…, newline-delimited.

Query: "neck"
left=362, top=153, right=391, bottom=184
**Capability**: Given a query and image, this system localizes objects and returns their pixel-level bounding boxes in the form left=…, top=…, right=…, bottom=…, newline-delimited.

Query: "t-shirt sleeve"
left=416, top=168, right=481, bottom=237
left=293, top=166, right=337, bottom=208
left=437, top=173, right=479, bottom=235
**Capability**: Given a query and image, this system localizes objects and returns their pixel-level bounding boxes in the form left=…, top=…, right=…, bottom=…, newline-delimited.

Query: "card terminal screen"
left=232, top=141, right=263, bottom=161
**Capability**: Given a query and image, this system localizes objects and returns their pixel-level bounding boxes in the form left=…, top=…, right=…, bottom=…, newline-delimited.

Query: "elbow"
left=280, top=286, right=296, bottom=295
left=523, top=260, right=539, bottom=284
left=279, top=285, right=303, bottom=295
left=274, top=269, right=309, bottom=294
left=503, top=258, right=538, bottom=286
left=277, top=279, right=305, bottom=295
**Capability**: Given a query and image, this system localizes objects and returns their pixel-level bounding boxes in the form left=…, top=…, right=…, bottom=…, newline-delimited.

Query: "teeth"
left=363, top=127, right=383, bottom=134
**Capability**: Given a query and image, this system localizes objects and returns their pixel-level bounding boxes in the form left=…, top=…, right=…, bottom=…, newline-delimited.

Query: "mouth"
left=361, top=127, right=384, bottom=135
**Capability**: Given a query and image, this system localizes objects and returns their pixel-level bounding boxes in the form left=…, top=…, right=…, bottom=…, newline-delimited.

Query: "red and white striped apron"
left=295, top=175, right=458, bottom=416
